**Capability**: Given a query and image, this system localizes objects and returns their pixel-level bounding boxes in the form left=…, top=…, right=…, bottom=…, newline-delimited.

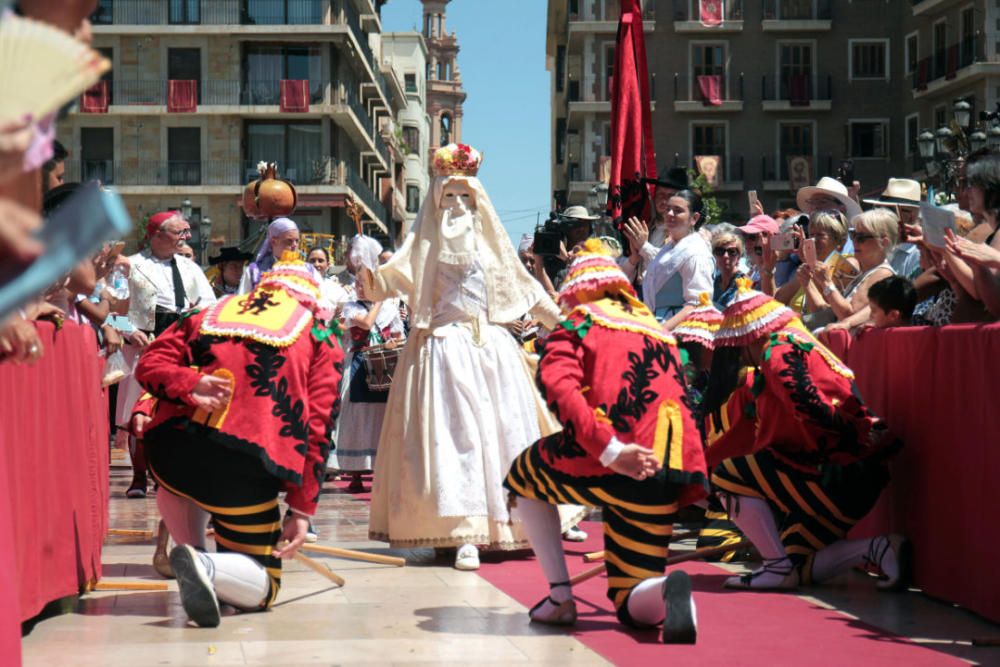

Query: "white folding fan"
left=0, top=15, right=111, bottom=120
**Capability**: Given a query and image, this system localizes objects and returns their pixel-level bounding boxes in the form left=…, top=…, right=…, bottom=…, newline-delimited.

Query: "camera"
left=533, top=212, right=594, bottom=256
left=836, top=160, right=855, bottom=188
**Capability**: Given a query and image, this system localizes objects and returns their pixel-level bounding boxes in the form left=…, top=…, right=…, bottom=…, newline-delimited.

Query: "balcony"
left=345, top=164, right=387, bottom=226
left=761, top=0, right=831, bottom=31
left=675, top=155, right=745, bottom=191
left=672, top=0, right=743, bottom=33
left=760, top=74, right=832, bottom=111
left=90, top=0, right=327, bottom=26
left=672, top=73, right=744, bottom=112
left=761, top=154, right=836, bottom=190
left=911, top=37, right=1000, bottom=97
left=568, top=1, right=654, bottom=33
left=78, top=79, right=326, bottom=110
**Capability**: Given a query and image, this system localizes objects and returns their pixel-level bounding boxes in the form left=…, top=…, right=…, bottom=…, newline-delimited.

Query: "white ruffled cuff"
left=599, top=436, right=626, bottom=467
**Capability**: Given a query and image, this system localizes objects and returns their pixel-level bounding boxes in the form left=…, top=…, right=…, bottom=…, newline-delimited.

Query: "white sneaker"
left=562, top=526, right=588, bottom=542
left=169, top=545, right=221, bottom=628
left=454, top=543, right=480, bottom=571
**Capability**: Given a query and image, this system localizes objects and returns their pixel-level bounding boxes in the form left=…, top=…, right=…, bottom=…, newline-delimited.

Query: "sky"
left=381, top=1, right=551, bottom=243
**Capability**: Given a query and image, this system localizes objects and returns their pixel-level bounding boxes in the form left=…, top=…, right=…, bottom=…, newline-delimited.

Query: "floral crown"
left=432, top=143, right=483, bottom=177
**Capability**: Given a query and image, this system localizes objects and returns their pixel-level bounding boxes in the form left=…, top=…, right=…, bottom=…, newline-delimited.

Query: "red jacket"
left=133, top=297, right=343, bottom=515
left=536, top=301, right=708, bottom=507
left=709, top=326, right=896, bottom=473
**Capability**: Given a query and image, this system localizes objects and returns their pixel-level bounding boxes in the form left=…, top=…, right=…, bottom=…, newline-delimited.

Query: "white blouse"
left=642, top=231, right=715, bottom=311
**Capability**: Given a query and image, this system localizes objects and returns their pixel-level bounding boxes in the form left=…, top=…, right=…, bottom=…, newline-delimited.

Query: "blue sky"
left=381, top=1, right=551, bottom=243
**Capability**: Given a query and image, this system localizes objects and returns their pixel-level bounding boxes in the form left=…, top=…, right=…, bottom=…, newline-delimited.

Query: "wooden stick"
left=107, top=528, right=155, bottom=538
left=292, top=552, right=345, bottom=587
left=583, top=550, right=605, bottom=562
left=94, top=580, right=169, bottom=591
left=570, top=540, right=751, bottom=586
left=300, top=543, right=405, bottom=567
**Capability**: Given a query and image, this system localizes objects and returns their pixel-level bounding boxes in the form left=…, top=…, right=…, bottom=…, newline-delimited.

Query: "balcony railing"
left=66, top=160, right=244, bottom=186
left=345, top=164, right=387, bottom=224
left=343, top=0, right=375, bottom=71
left=90, top=0, right=327, bottom=26
left=762, top=0, right=831, bottom=20
left=373, top=130, right=390, bottom=167
left=671, top=0, right=742, bottom=22
left=673, top=73, right=744, bottom=103
left=761, top=74, right=833, bottom=104
left=911, top=36, right=985, bottom=90
left=569, top=0, right=655, bottom=21
left=83, top=79, right=324, bottom=106
left=343, top=87, right=374, bottom=136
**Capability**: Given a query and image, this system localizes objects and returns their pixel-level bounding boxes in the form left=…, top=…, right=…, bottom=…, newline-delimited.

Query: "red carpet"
left=476, top=522, right=965, bottom=667
left=325, top=473, right=373, bottom=502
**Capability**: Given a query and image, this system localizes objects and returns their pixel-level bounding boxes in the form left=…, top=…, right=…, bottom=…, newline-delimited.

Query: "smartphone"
left=802, top=238, right=818, bottom=266
left=747, top=190, right=759, bottom=212
left=774, top=231, right=799, bottom=251
left=107, top=241, right=126, bottom=258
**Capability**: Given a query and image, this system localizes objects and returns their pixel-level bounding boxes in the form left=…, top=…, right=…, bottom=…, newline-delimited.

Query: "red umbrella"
left=606, top=0, right=656, bottom=236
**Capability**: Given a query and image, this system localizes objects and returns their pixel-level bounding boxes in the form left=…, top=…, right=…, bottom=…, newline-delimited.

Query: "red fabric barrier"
left=0, top=321, right=108, bottom=648
left=831, top=325, right=1000, bottom=623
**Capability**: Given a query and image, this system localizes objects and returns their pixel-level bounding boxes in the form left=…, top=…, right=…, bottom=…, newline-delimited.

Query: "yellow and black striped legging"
left=505, top=445, right=681, bottom=627
left=146, top=432, right=285, bottom=608
left=695, top=495, right=746, bottom=563
left=712, top=450, right=888, bottom=584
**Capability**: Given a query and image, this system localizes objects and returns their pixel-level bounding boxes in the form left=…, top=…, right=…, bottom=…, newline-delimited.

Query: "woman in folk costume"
left=504, top=240, right=708, bottom=643
left=708, top=278, right=910, bottom=590
left=354, top=143, right=582, bottom=570
left=327, top=238, right=406, bottom=492
left=130, top=252, right=343, bottom=627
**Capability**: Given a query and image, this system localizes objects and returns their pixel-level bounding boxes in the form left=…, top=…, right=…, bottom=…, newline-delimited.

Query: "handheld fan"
left=0, top=15, right=111, bottom=120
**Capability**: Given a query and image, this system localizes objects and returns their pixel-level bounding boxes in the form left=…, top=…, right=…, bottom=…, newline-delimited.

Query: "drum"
left=361, top=343, right=403, bottom=391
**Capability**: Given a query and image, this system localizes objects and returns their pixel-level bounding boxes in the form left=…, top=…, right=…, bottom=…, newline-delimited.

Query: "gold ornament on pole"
left=346, top=196, right=366, bottom=237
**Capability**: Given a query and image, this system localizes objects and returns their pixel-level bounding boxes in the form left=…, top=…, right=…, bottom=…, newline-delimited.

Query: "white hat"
left=796, top=177, right=863, bottom=221
left=560, top=205, right=601, bottom=221
left=862, top=178, right=922, bottom=209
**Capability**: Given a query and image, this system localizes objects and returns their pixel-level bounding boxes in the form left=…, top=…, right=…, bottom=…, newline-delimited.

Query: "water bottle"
left=108, top=266, right=129, bottom=300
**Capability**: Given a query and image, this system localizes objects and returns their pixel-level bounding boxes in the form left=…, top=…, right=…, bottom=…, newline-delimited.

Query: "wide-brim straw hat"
left=862, top=178, right=922, bottom=209
left=796, top=177, right=862, bottom=220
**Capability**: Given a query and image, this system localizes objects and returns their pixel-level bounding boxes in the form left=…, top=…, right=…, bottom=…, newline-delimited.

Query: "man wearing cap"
left=117, top=210, right=217, bottom=498
left=209, top=246, right=254, bottom=298
left=863, top=178, right=923, bottom=280
left=739, top=214, right=781, bottom=289
left=621, top=167, right=689, bottom=287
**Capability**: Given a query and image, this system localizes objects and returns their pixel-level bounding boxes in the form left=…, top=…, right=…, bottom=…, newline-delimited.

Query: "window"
left=776, top=0, right=813, bottom=20
left=404, top=73, right=417, bottom=93
left=933, top=20, right=947, bottom=78
left=402, top=125, right=420, bottom=155
left=556, top=117, right=567, bottom=165
left=91, top=0, right=113, bottom=25
left=168, top=47, right=201, bottom=102
left=245, top=0, right=322, bottom=25
left=779, top=122, right=813, bottom=180
left=778, top=42, right=812, bottom=100
left=960, top=7, right=975, bottom=66
left=849, top=121, right=888, bottom=158
left=169, top=0, right=199, bottom=24
left=168, top=127, right=201, bottom=185
left=440, top=114, right=451, bottom=145
left=934, top=105, right=947, bottom=129
left=905, top=33, right=919, bottom=75
left=245, top=121, right=322, bottom=184
left=691, top=43, right=726, bottom=101
left=851, top=40, right=888, bottom=80
left=905, top=114, right=919, bottom=156
left=243, top=45, right=322, bottom=104
left=602, top=43, right=615, bottom=101
left=81, top=127, right=114, bottom=184
left=406, top=185, right=421, bottom=213
left=556, top=45, right=566, bottom=93
left=693, top=123, right=726, bottom=156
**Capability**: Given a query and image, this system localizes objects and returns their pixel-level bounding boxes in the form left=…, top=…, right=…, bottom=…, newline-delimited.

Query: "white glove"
left=349, top=235, right=383, bottom=272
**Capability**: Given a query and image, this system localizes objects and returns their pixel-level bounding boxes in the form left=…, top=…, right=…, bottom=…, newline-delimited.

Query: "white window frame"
left=905, top=31, right=919, bottom=75
left=689, top=120, right=730, bottom=181
left=847, top=118, right=890, bottom=160
left=848, top=39, right=890, bottom=82
left=690, top=40, right=730, bottom=101
left=775, top=39, right=818, bottom=100
left=904, top=112, right=919, bottom=157
left=775, top=119, right=817, bottom=179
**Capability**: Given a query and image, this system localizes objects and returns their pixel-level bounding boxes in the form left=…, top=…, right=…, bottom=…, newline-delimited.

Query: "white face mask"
left=439, top=182, right=476, bottom=253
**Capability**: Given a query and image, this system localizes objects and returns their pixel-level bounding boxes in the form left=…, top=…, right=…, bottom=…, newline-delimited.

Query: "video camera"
left=533, top=211, right=594, bottom=256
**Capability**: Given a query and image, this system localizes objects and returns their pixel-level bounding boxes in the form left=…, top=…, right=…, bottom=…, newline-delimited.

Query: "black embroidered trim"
left=245, top=341, right=309, bottom=456
left=600, top=337, right=684, bottom=434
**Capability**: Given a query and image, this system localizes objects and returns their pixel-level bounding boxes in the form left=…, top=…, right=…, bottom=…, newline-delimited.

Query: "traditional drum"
left=361, top=342, right=403, bottom=391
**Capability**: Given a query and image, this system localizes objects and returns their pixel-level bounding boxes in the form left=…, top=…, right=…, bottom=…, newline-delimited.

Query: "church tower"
left=421, top=0, right=467, bottom=163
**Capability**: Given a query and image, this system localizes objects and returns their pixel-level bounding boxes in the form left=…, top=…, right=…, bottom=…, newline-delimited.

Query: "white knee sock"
left=512, top=497, right=570, bottom=603
left=725, top=494, right=786, bottom=560
left=157, top=488, right=210, bottom=550
left=812, top=537, right=879, bottom=583
left=201, top=552, right=271, bottom=610
left=626, top=576, right=667, bottom=625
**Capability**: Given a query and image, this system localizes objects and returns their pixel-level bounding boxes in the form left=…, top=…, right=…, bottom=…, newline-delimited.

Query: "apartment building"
left=548, top=0, right=1000, bottom=216
left=422, top=0, right=467, bottom=156
left=383, top=31, right=432, bottom=229
left=59, top=0, right=408, bottom=262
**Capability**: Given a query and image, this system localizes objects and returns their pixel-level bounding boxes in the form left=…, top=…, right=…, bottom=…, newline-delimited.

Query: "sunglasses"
left=849, top=230, right=878, bottom=244
left=713, top=247, right=741, bottom=258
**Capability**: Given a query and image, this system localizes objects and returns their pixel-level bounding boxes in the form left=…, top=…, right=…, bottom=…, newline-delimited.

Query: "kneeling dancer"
left=710, top=278, right=909, bottom=590
left=132, top=253, right=342, bottom=627
left=504, top=240, right=709, bottom=643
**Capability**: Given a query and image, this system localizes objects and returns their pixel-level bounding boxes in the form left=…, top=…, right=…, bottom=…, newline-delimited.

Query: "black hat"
left=644, top=166, right=689, bottom=191
left=209, top=246, right=253, bottom=265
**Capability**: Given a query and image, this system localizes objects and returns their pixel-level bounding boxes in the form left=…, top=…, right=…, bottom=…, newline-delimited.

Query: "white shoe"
left=454, top=543, right=480, bottom=571
left=169, top=545, right=221, bottom=627
left=562, top=526, right=588, bottom=542
left=724, top=557, right=799, bottom=590
left=305, top=522, right=318, bottom=543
